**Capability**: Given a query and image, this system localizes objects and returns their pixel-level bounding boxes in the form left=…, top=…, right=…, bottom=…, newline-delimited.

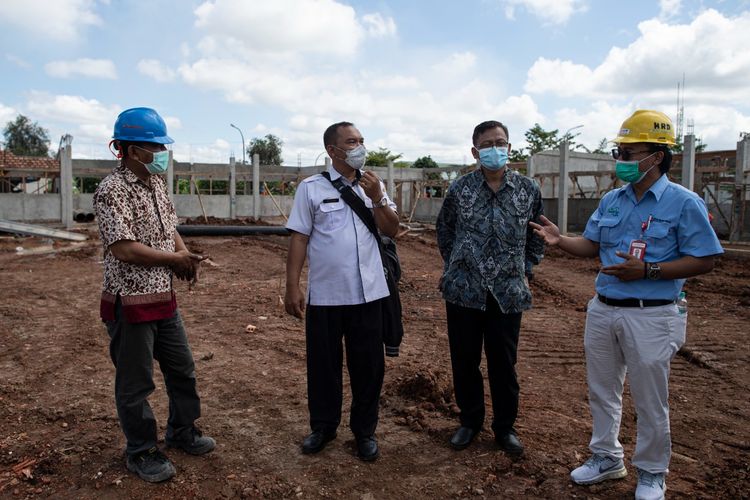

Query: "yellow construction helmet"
left=612, top=109, right=676, bottom=146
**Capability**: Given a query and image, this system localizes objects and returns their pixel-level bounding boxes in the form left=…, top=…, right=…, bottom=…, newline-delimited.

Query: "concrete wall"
left=410, top=197, right=601, bottom=233
left=173, top=194, right=296, bottom=219
left=0, top=194, right=60, bottom=221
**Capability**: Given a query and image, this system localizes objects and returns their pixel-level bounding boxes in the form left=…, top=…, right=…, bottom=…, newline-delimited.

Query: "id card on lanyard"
left=628, top=215, right=652, bottom=261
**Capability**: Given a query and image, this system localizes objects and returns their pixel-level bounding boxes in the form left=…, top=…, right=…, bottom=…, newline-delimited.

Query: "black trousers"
left=106, top=299, right=201, bottom=456
left=446, top=294, right=522, bottom=435
left=306, top=299, right=385, bottom=438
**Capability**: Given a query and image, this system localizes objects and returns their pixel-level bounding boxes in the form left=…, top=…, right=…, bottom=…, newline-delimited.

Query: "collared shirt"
left=436, top=168, right=545, bottom=312
left=286, top=167, right=397, bottom=306
left=583, top=174, right=724, bottom=300
left=93, top=165, right=178, bottom=322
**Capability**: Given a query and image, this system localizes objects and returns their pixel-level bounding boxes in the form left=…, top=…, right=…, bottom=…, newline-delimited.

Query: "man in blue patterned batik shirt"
left=436, top=120, right=544, bottom=455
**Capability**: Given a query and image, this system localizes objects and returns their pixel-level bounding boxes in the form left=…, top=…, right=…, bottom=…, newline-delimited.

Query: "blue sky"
left=1, top=0, right=749, bottom=165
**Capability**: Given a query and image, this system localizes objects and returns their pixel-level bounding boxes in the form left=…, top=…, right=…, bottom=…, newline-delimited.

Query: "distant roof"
left=0, top=149, right=59, bottom=171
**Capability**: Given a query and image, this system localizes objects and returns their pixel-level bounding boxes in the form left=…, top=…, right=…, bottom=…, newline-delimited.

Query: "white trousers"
left=584, top=296, right=686, bottom=473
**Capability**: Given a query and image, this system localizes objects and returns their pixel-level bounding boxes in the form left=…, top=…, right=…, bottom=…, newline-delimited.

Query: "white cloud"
left=172, top=138, right=231, bottom=163
left=524, top=9, right=750, bottom=106
left=0, top=103, right=17, bottom=128
left=45, top=58, right=117, bottom=80
left=362, top=13, right=397, bottom=38
left=658, top=0, right=681, bottom=20
left=0, top=0, right=101, bottom=41
left=432, top=52, right=477, bottom=75
left=193, top=0, right=363, bottom=57
left=501, top=0, right=587, bottom=25
left=6, top=54, right=31, bottom=69
left=137, top=59, right=176, bottom=83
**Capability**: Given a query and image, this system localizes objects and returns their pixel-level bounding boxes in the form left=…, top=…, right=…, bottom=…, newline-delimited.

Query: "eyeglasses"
left=611, top=148, right=651, bottom=161
left=477, top=140, right=509, bottom=149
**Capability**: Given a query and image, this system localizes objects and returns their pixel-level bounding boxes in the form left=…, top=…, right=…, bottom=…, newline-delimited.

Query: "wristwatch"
left=374, top=196, right=389, bottom=208
left=646, top=262, right=662, bottom=280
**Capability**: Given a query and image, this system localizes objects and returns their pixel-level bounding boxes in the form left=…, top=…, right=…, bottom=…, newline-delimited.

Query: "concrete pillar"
left=325, top=157, right=331, bottom=172
left=229, top=155, right=237, bottom=219
left=60, top=144, right=73, bottom=229
left=730, top=136, right=750, bottom=241
left=252, top=153, right=260, bottom=220
left=526, top=155, right=534, bottom=178
left=167, top=149, right=174, bottom=199
left=557, top=142, right=570, bottom=235
left=681, top=134, right=695, bottom=192
left=387, top=159, right=394, bottom=199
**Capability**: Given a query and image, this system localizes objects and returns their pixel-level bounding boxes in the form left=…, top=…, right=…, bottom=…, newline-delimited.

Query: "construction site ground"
left=0, top=225, right=748, bottom=499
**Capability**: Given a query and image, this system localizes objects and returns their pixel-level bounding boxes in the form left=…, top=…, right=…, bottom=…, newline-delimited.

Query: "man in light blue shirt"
left=531, top=110, right=722, bottom=500
left=285, top=121, right=399, bottom=462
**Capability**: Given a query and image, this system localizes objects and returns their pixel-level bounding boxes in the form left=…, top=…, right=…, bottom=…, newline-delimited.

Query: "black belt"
left=597, top=294, right=674, bottom=308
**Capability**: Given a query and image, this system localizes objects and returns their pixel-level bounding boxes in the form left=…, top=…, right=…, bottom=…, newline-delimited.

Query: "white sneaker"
left=570, top=453, right=628, bottom=485
left=635, top=468, right=666, bottom=500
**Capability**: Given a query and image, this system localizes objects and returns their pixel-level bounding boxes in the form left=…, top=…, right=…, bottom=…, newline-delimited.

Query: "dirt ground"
left=1, top=224, right=748, bottom=499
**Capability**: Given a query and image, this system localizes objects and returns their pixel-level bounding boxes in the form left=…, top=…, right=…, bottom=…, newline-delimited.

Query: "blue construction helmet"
left=112, top=107, right=174, bottom=144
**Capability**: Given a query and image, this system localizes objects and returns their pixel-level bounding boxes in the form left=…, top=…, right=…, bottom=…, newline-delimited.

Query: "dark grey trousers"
left=106, top=300, right=201, bottom=456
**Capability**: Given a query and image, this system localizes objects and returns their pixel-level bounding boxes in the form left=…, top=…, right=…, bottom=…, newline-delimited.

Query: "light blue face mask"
left=135, top=148, right=170, bottom=174
left=478, top=146, right=508, bottom=171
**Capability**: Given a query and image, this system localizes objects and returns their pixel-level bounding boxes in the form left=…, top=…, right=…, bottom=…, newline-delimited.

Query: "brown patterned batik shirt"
left=93, top=165, right=179, bottom=323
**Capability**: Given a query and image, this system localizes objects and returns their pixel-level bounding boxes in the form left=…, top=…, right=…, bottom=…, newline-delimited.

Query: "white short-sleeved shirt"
left=286, top=167, right=398, bottom=306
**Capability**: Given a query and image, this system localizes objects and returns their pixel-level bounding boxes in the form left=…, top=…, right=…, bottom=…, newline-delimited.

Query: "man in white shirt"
left=285, top=122, right=399, bottom=461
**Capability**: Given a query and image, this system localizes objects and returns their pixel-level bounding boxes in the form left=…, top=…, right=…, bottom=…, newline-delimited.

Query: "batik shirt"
left=437, top=168, right=545, bottom=312
left=93, top=165, right=178, bottom=323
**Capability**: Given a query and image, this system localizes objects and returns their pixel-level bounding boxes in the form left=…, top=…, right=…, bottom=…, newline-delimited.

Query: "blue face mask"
left=135, top=148, right=170, bottom=174
left=478, top=146, right=508, bottom=171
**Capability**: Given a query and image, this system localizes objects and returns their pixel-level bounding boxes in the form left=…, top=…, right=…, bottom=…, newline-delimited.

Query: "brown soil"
left=0, top=230, right=748, bottom=499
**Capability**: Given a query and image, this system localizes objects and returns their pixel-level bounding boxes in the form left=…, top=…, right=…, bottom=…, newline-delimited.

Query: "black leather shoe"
left=496, top=430, right=524, bottom=456
left=356, top=435, right=379, bottom=462
left=301, top=431, right=336, bottom=454
left=450, top=426, right=478, bottom=450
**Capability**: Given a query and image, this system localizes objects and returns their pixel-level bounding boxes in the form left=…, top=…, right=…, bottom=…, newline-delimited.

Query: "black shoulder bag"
left=321, top=171, right=403, bottom=357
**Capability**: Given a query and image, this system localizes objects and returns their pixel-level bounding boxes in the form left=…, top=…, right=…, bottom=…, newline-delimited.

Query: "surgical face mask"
left=477, top=146, right=508, bottom=171
left=615, top=152, right=657, bottom=184
left=135, top=147, right=170, bottom=174
left=335, top=144, right=367, bottom=170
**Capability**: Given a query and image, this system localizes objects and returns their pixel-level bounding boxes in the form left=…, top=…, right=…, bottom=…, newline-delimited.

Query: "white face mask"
left=335, top=144, right=367, bottom=170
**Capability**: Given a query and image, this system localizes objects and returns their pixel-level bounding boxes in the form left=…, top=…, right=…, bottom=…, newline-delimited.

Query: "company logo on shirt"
left=607, top=206, right=620, bottom=217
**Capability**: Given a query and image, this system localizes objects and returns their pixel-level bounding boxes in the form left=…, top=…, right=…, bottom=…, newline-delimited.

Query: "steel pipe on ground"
left=176, top=225, right=289, bottom=236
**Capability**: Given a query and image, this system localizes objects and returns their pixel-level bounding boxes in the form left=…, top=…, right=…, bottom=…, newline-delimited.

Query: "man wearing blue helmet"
left=93, top=107, right=215, bottom=483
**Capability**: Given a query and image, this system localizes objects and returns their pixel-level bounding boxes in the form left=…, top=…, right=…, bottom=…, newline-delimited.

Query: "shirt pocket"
left=315, top=200, right=347, bottom=232
left=597, top=216, right=622, bottom=248
left=644, top=221, right=672, bottom=256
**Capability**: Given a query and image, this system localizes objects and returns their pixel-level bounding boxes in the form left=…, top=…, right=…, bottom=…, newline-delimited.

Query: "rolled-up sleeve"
left=678, top=197, right=724, bottom=257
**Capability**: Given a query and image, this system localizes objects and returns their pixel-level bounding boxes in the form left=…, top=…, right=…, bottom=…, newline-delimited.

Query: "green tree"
left=365, top=147, right=402, bottom=166
left=411, top=155, right=439, bottom=169
left=247, top=134, right=283, bottom=165
left=524, top=123, right=560, bottom=155
left=509, top=148, right=528, bottom=163
left=592, top=138, right=609, bottom=154
left=3, top=115, right=50, bottom=156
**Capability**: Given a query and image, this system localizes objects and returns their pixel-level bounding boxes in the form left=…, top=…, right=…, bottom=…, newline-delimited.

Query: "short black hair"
left=115, top=141, right=157, bottom=160
left=648, top=144, right=673, bottom=174
left=324, top=122, right=355, bottom=148
left=472, top=120, right=509, bottom=146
